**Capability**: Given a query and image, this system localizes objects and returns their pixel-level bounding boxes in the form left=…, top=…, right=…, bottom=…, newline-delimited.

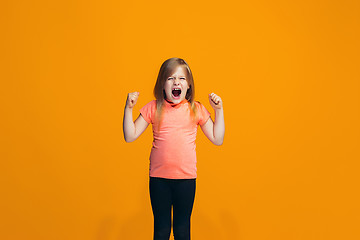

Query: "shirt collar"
left=164, top=98, right=188, bottom=108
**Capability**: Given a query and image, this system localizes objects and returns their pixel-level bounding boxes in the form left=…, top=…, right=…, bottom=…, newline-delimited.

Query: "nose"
left=174, top=78, right=180, bottom=85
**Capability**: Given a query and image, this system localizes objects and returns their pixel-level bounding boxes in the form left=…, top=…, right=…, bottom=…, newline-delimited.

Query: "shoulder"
left=140, top=100, right=157, bottom=114
left=194, top=101, right=202, bottom=108
left=141, top=100, right=157, bottom=109
left=194, top=101, right=207, bottom=111
left=147, top=100, right=157, bottom=105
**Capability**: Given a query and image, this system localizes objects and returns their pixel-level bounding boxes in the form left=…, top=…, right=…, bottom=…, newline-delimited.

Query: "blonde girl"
left=123, top=57, right=225, bottom=240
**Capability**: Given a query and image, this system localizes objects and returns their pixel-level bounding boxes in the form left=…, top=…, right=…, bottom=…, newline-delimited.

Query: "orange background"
left=1, top=0, right=359, bottom=239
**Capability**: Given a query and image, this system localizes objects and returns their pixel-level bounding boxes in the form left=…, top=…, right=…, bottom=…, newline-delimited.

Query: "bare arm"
left=123, top=92, right=149, bottom=142
left=200, top=93, right=225, bottom=146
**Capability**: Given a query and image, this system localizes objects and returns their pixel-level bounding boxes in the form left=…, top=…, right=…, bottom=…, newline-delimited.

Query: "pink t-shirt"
left=140, top=99, right=210, bottom=179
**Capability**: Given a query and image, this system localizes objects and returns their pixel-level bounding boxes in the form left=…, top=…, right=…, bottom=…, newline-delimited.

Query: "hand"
left=126, top=92, right=139, bottom=109
left=208, top=93, right=223, bottom=110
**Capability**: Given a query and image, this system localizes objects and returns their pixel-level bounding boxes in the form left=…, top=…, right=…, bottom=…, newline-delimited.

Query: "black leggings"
left=149, top=177, right=196, bottom=240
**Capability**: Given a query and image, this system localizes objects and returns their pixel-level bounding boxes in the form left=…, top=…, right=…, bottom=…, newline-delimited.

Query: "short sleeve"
left=140, top=100, right=156, bottom=124
left=196, top=101, right=211, bottom=126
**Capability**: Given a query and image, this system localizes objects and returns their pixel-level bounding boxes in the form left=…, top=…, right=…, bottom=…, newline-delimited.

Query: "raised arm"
left=123, top=92, right=149, bottom=142
left=200, top=93, right=225, bottom=146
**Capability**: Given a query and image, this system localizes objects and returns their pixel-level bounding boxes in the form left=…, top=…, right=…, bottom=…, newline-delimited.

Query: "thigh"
left=149, top=177, right=172, bottom=226
left=172, top=179, right=196, bottom=222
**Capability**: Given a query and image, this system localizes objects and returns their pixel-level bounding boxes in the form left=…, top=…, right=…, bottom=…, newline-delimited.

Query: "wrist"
left=125, top=105, right=134, bottom=111
left=214, top=107, right=223, bottom=113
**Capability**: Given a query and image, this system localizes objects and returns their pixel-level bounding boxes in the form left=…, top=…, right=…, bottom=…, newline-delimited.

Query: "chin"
left=171, top=97, right=186, bottom=104
left=166, top=94, right=184, bottom=104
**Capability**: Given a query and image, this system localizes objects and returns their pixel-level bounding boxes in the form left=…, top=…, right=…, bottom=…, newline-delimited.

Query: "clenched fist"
left=208, top=93, right=223, bottom=110
left=126, top=92, right=139, bottom=109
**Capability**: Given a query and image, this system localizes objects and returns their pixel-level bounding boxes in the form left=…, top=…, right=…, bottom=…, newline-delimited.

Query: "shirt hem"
left=149, top=173, right=197, bottom=179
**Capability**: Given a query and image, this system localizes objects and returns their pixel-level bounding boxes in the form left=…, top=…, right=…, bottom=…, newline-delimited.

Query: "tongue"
left=172, top=89, right=181, bottom=97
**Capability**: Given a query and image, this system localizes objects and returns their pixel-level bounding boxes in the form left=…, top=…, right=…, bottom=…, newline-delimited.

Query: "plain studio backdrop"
left=1, top=0, right=359, bottom=239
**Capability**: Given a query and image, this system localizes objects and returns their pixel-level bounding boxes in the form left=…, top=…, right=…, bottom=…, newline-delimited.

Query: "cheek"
left=163, top=82, right=171, bottom=91
left=163, top=84, right=171, bottom=96
left=185, top=83, right=190, bottom=90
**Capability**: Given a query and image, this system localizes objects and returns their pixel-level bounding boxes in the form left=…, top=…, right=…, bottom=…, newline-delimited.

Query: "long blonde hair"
left=153, top=57, right=197, bottom=126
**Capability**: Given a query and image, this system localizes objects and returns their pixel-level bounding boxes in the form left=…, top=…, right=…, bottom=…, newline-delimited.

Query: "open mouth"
left=172, top=88, right=182, bottom=98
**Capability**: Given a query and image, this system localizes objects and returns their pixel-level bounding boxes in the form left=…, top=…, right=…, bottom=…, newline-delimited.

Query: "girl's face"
left=164, top=65, right=190, bottom=104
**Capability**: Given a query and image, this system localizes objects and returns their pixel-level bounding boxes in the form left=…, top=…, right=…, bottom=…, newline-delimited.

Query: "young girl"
left=123, top=57, right=225, bottom=240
